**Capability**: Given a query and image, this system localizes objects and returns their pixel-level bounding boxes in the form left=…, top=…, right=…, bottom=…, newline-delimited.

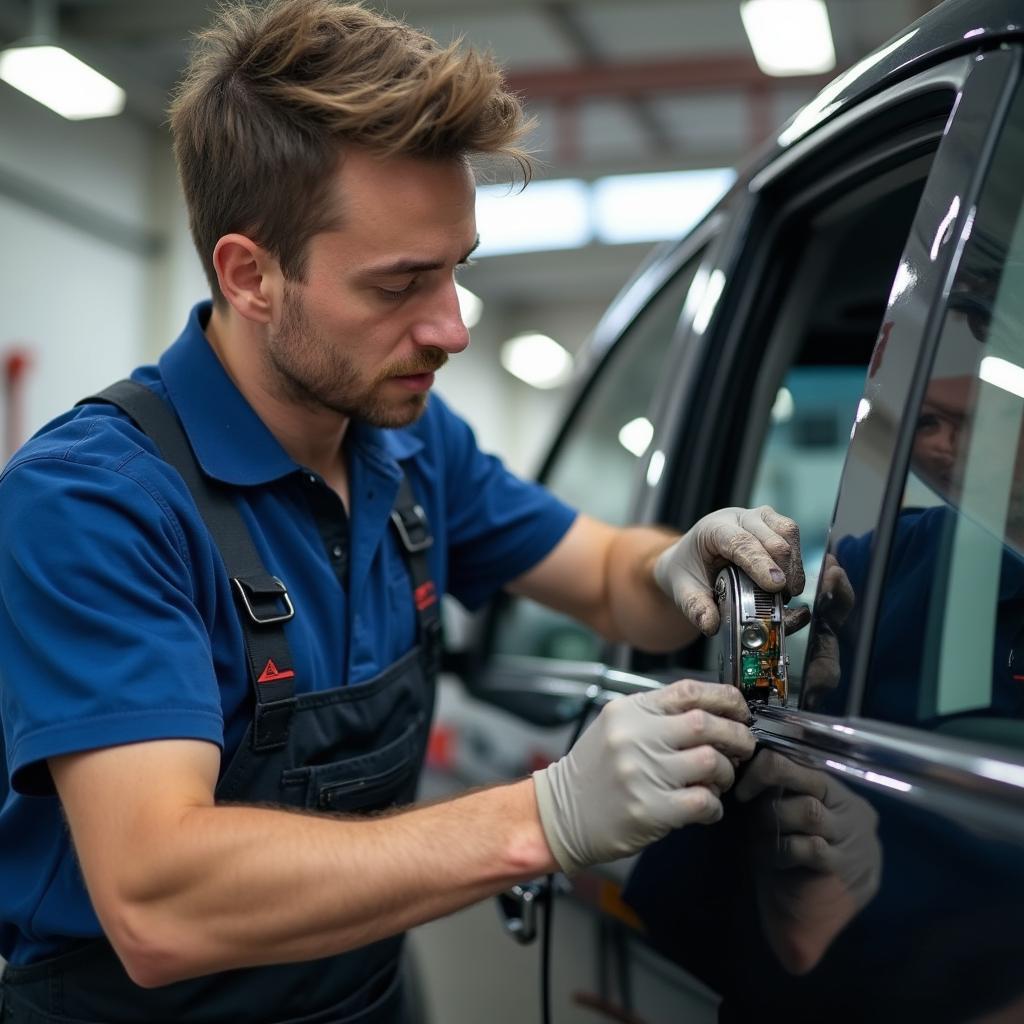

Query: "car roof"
left=773, top=0, right=1024, bottom=152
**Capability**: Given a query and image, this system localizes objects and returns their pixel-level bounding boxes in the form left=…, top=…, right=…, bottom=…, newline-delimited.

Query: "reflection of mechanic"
left=0, top=3, right=805, bottom=1022
left=806, top=373, right=1024, bottom=720
left=621, top=744, right=883, bottom=1019
left=733, top=749, right=881, bottom=975
left=910, top=375, right=972, bottom=497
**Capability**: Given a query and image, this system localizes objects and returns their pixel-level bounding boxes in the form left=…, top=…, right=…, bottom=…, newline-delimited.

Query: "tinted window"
left=859, top=90, right=1024, bottom=749
left=491, top=251, right=706, bottom=661
left=713, top=171, right=932, bottom=697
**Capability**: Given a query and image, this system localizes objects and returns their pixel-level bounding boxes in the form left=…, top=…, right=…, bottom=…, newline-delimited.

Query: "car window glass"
left=748, top=366, right=867, bottom=684
left=860, top=92, right=1024, bottom=750
left=491, top=251, right=706, bottom=661
left=694, top=168, right=935, bottom=700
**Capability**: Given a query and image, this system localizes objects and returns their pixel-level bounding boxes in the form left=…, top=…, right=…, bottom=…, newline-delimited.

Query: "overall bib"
left=1, top=382, right=441, bottom=1024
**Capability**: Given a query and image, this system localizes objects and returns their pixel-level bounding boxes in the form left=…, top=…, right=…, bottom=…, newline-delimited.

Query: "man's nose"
left=410, top=280, right=470, bottom=354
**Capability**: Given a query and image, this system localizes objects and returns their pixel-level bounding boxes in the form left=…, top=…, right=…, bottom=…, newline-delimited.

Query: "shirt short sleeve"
left=0, top=441, right=224, bottom=796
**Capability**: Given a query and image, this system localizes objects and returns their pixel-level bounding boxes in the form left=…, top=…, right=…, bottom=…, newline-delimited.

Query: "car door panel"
left=622, top=47, right=1024, bottom=1022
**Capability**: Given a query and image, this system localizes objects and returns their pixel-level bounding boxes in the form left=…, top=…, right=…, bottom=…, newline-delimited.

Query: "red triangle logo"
left=258, top=659, right=295, bottom=683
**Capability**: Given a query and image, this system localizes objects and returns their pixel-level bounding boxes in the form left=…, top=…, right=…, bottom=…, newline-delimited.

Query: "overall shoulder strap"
left=80, top=380, right=296, bottom=750
left=389, top=473, right=442, bottom=680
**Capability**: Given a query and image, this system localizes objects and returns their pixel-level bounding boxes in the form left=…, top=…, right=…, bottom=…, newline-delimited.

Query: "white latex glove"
left=533, top=679, right=756, bottom=875
left=654, top=505, right=805, bottom=636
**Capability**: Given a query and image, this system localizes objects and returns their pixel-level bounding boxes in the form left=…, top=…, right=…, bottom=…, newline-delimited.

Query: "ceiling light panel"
left=500, top=333, right=573, bottom=390
left=740, top=0, right=837, bottom=76
left=0, top=45, right=125, bottom=120
left=592, top=168, right=735, bottom=244
left=475, top=180, right=590, bottom=258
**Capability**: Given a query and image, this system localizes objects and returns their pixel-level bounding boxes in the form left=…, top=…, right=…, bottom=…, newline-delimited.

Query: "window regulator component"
left=714, top=565, right=788, bottom=705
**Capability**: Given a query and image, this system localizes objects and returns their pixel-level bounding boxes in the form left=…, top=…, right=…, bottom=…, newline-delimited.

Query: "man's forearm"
left=605, top=526, right=700, bottom=651
left=92, top=778, right=555, bottom=987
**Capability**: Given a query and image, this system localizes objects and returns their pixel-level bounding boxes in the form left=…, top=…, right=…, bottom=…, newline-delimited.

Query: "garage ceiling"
left=0, top=0, right=947, bottom=317
left=0, top=0, right=943, bottom=175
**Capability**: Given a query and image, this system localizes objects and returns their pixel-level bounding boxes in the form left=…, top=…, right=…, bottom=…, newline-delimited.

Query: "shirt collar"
left=159, top=301, right=423, bottom=486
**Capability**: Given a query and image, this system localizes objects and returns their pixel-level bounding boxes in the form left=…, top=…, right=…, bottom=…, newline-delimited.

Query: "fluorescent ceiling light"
left=592, top=169, right=735, bottom=245
left=646, top=450, right=666, bottom=488
left=500, top=333, right=573, bottom=389
left=475, top=180, right=590, bottom=257
left=618, top=417, right=654, bottom=458
left=0, top=44, right=125, bottom=119
left=692, top=269, right=725, bottom=335
left=740, top=0, right=836, bottom=76
left=980, top=356, right=1024, bottom=399
left=455, top=284, right=483, bottom=328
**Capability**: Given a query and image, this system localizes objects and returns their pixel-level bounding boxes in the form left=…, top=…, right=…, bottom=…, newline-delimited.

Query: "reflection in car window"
left=722, top=168, right=932, bottom=698
left=492, top=250, right=706, bottom=661
left=858, top=91, right=1024, bottom=748
left=750, top=367, right=865, bottom=682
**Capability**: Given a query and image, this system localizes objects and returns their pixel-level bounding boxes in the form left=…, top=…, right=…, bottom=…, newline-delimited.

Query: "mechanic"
left=0, top=2, right=805, bottom=1021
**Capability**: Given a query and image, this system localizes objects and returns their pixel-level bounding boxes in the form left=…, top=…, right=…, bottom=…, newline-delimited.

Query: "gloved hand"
left=653, top=505, right=806, bottom=636
left=803, top=553, right=856, bottom=709
left=734, top=748, right=882, bottom=974
left=533, top=679, right=756, bottom=875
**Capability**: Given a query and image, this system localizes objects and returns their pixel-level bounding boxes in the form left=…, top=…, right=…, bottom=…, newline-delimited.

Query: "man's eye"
left=377, top=281, right=415, bottom=300
left=915, top=414, right=940, bottom=432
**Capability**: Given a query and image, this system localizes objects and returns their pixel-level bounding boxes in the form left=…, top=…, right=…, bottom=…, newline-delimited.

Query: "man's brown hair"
left=169, top=0, right=532, bottom=300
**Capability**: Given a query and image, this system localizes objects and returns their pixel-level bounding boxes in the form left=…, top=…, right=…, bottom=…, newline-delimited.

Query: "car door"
left=623, top=45, right=1024, bottom=1024
left=458, top=39, right=1023, bottom=1024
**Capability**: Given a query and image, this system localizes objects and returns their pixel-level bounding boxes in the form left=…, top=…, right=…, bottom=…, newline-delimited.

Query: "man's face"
left=264, top=149, right=478, bottom=428
left=911, top=376, right=974, bottom=500
left=911, top=373, right=1024, bottom=546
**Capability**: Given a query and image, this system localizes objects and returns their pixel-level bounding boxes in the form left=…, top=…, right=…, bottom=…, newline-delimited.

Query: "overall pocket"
left=281, top=717, right=424, bottom=813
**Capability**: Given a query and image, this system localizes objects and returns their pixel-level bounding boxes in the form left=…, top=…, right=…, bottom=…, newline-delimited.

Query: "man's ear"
left=212, top=234, right=282, bottom=323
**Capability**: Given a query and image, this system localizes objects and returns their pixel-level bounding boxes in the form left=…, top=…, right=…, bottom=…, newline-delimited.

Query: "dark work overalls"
left=1, top=382, right=441, bottom=1024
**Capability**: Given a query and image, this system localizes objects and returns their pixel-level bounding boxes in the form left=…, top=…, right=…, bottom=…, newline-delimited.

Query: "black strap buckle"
left=390, top=504, right=433, bottom=553
left=232, top=575, right=295, bottom=625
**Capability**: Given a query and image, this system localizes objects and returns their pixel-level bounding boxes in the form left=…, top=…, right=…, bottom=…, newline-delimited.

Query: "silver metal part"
left=741, top=622, right=769, bottom=649
left=713, top=565, right=787, bottom=704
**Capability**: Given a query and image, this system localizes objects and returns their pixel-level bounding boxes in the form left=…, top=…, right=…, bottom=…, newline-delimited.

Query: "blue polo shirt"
left=0, top=302, right=576, bottom=965
left=837, top=505, right=1024, bottom=722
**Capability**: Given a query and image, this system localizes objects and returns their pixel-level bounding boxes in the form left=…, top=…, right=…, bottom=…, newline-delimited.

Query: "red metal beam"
left=505, top=54, right=833, bottom=102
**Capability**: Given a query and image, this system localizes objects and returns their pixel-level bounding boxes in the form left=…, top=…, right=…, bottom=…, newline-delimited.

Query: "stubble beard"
left=266, top=287, right=447, bottom=429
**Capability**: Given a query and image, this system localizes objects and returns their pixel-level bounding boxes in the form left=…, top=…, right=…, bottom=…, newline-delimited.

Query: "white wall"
left=0, top=84, right=162, bottom=444
left=144, top=148, right=209, bottom=361
left=0, top=193, right=146, bottom=440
